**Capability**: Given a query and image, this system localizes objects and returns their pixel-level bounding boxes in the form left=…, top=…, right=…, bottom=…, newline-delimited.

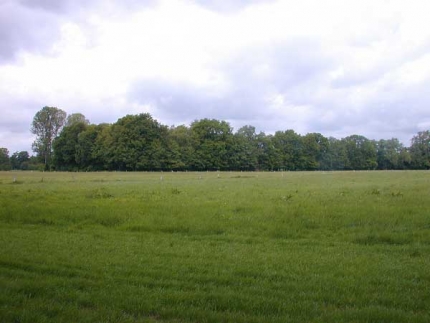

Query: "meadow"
left=0, top=170, right=429, bottom=322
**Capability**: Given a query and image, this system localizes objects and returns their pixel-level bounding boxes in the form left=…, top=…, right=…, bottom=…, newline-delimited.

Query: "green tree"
left=272, top=130, right=303, bottom=170
left=31, top=106, right=67, bottom=169
left=91, top=124, right=113, bottom=170
left=107, top=114, right=168, bottom=171
left=53, top=122, right=88, bottom=170
left=190, top=119, right=233, bottom=170
left=410, top=131, right=430, bottom=169
left=65, top=113, right=90, bottom=127
left=343, top=135, right=377, bottom=170
left=27, top=155, right=45, bottom=171
left=398, top=147, right=412, bottom=169
left=254, top=132, right=275, bottom=170
left=321, top=137, right=349, bottom=170
left=167, top=125, right=194, bottom=170
left=229, top=125, right=259, bottom=170
left=376, top=138, right=404, bottom=170
left=10, top=151, right=30, bottom=170
left=301, top=133, right=329, bottom=170
left=0, top=148, right=11, bottom=170
left=75, top=124, right=109, bottom=171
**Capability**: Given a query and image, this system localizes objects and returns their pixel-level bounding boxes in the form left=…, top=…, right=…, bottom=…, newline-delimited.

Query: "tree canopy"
left=31, top=106, right=67, bottom=169
left=1, top=108, right=428, bottom=172
left=0, top=148, right=11, bottom=171
left=45, top=111, right=428, bottom=172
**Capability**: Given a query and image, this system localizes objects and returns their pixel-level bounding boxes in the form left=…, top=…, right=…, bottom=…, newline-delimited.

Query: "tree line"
left=1, top=106, right=429, bottom=171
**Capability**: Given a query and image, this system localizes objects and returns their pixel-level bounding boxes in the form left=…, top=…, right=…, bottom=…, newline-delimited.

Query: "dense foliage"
left=49, top=113, right=427, bottom=171
left=2, top=110, right=430, bottom=171
left=31, top=106, right=67, bottom=168
left=0, top=148, right=11, bottom=171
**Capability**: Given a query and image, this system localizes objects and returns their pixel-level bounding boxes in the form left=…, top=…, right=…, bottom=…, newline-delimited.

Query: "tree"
left=31, top=106, right=67, bottom=169
left=229, top=126, right=259, bottom=171
left=322, top=137, right=349, bottom=170
left=0, top=148, right=11, bottom=170
left=75, top=124, right=109, bottom=171
left=255, top=132, right=277, bottom=170
left=343, top=135, right=377, bottom=170
left=272, top=130, right=303, bottom=170
left=398, top=147, right=411, bottom=169
left=10, top=151, right=30, bottom=170
left=167, top=125, right=194, bottom=170
left=91, top=124, right=114, bottom=170
left=410, top=131, right=430, bottom=169
left=376, top=138, right=403, bottom=170
left=190, top=119, right=233, bottom=170
left=65, top=113, right=90, bottom=127
left=107, top=114, right=168, bottom=171
left=301, top=133, right=329, bottom=170
left=53, top=122, right=88, bottom=170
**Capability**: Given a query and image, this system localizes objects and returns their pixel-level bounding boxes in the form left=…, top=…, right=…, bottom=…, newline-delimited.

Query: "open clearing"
left=0, top=171, right=429, bottom=322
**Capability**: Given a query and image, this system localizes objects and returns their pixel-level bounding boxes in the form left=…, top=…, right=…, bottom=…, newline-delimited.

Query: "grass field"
left=0, top=170, right=429, bottom=322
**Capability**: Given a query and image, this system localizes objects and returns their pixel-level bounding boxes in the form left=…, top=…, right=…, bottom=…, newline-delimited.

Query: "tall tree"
left=398, top=147, right=412, bottom=169
left=343, top=135, right=377, bottom=170
left=65, top=113, right=90, bottom=127
left=255, top=132, right=277, bottom=170
left=190, top=119, right=233, bottom=170
left=167, top=125, right=194, bottom=170
left=75, top=124, right=109, bottom=171
left=301, top=133, right=329, bottom=170
left=107, top=114, right=168, bottom=171
left=31, top=106, right=67, bottom=169
left=90, top=124, right=113, bottom=170
left=0, top=148, right=11, bottom=170
left=229, top=125, right=259, bottom=171
left=53, top=122, right=88, bottom=170
left=272, top=130, right=303, bottom=170
left=10, top=151, right=30, bottom=170
left=321, top=137, right=349, bottom=170
left=376, top=138, right=403, bottom=170
left=410, top=131, right=430, bottom=169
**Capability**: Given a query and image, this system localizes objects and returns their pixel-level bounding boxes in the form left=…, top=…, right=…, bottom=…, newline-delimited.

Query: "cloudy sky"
left=1, top=0, right=430, bottom=154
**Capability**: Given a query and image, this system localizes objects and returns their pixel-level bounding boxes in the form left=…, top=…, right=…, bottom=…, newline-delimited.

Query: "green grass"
left=0, top=170, right=429, bottom=322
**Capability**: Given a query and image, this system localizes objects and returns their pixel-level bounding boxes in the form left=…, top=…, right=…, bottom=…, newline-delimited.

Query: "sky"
left=1, top=0, right=430, bottom=154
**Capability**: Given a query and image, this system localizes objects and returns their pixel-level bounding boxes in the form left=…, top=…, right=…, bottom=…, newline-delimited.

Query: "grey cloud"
left=129, top=78, right=274, bottom=134
left=129, top=80, right=248, bottom=121
left=18, top=0, right=79, bottom=14
left=332, top=32, right=430, bottom=89
left=302, top=76, right=430, bottom=144
left=0, top=94, right=44, bottom=132
left=0, top=0, right=156, bottom=63
left=230, top=39, right=333, bottom=90
left=0, top=1, right=62, bottom=62
left=18, top=0, right=156, bottom=15
left=194, top=0, right=276, bottom=13
left=128, top=38, right=333, bottom=131
left=0, top=94, right=43, bottom=153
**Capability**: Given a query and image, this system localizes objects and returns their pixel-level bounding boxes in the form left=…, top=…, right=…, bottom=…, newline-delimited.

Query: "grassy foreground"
left=0, top=170, right=429, bottom=322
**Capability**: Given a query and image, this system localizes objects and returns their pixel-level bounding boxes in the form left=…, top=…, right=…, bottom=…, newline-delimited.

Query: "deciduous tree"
left=107, top=114, right=168, bottom=171
left=65, top=113, right=90, bottom=127
left=0, top=148, right=11, bottom=170
left=10, top=151, right=30, bottom=170
left=53, top=122, right=87, bottom=170
left=410, top=131, right=430, bottom=169
left=31, top=106, right=67, bottom=169
left=190, top=119, right=233, bottom=170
